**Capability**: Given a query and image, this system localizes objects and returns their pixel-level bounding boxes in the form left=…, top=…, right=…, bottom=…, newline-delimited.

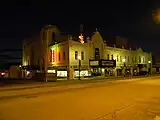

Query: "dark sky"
left=0, top=0, right=160, bottom=55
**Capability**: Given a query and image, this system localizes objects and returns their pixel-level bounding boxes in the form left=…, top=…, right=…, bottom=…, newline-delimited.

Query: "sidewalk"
left=0, top=75, right=159, bottom=92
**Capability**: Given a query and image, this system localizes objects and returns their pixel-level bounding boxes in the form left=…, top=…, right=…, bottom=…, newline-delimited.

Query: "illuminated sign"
left=101, top=60, right=116, bottom=67
left=90, top=61, right=99, bottom=66
left=74, top=70, right=88, bottom=77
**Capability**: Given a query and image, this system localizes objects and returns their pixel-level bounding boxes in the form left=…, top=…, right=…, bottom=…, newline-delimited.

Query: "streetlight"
left=19, top=65, right=22, bottom=79
left=148, top=61, right=151, bottom=75
left=122, top=58, right=126, bottom=76
left=78, top=56, right=81, bottom=80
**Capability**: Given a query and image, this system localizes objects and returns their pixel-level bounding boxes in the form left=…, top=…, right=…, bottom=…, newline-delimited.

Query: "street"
left=0, top=76, right=160, bottom=120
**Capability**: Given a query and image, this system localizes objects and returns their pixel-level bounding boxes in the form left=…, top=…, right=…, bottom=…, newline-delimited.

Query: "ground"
left=0, top=76, right=160, bottom=120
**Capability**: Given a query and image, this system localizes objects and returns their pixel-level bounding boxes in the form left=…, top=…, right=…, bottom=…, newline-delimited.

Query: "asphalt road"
left=0, top=76, right=160, bottom=120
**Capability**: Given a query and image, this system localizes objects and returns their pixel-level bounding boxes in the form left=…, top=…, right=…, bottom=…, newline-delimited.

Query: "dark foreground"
left=0, top=76, right=160, bottom=120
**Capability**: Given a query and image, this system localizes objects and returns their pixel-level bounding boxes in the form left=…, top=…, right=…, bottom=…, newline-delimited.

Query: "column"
left=67, top=66, right=73, bottom=80
left=130, top=67, right=133, bottom=76
left=114, top=68, right=117, bottom=76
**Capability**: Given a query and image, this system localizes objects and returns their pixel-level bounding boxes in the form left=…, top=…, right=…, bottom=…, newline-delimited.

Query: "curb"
left=0, top=75, right=159, bottom=92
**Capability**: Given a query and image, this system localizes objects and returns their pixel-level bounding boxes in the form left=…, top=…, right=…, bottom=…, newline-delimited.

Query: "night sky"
left=0, top=0, right=160, bottom=61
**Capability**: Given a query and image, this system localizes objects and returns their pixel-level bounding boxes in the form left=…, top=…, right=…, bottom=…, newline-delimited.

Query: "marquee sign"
left=89, top=61, right=99, bottom=66
left=101, top=60, right=116, bottom=67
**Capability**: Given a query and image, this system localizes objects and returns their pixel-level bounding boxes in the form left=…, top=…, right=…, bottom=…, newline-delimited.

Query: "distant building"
left=22, top=25, right=152, bottom=80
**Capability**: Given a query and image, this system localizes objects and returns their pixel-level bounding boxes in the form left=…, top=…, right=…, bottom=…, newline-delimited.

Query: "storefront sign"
left=90, top=61, right=99, bottom=66
left=74, top=70, right=88, bottom=77
left=101, top=60, right=116, bottom=67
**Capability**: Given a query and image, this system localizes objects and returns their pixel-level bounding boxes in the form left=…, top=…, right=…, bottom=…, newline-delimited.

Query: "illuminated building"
left=22, top=25, right=152, bottom=80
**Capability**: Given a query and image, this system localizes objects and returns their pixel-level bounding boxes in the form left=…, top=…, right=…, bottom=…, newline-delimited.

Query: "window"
left=143, top=57, right=145, bottom=63
left=128, top=56, right=129, bottom=63
left=75, top=51, right=78, bottom=60
left=117, top=55, right=119, bottom=62
left=124, top=56, right=126, bottom=62
left=111, top=55, right=113, bottom=60
left=50, top=50, right=54, bottom=62
left=135, top=57, right=137, bottom=63
left=63, top=52, right=65, bottom=60
left=95, top=48, right=100, bottom=60
left=120, top=56, right=122, bottom=62
left=81, top=51, right=84, bottom=60
left=132, top=57, right=134, bottom=63
left=139, top=56, right=141, bottom=63
left=59, top=52, right=61, bottom=61
left=107, top=54, right=109, bottom=60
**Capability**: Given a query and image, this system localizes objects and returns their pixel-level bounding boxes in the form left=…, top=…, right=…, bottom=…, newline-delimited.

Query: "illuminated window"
left=59, top=52, right=61, bottom=61
left=63, top=52, right=65, bottom=60
left=117, top=55, right=119, bottom=62
left=75, top=51, right=78, bottom=60
left=81, top=51, right=84, bottom=60
left=111, top=55, right=113, bottom=60
left=50, top=50, right=54, bottom=62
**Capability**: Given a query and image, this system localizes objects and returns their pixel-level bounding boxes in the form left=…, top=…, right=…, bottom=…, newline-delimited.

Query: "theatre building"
left=22, top=25, right=152, bottom=80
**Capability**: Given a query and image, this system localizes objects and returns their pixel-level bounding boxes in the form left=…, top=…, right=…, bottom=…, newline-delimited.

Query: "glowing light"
left=1, top=72, right=5, bottom=76
left=148, top=61, right=151, bottom=63
left=50, top=48, right=55, bottom=64
left=26, top=71, right=30, bottom=76
left=79, top=34, right=84, bottom=44
left=47, top=70, right=56, bottom=73
left=122, top=58, right=125, bottom=62
left=78, top=56, right=81, bottom=60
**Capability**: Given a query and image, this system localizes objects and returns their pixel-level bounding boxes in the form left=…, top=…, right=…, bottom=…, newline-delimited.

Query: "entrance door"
left=92, top=68, right=101, bottom=76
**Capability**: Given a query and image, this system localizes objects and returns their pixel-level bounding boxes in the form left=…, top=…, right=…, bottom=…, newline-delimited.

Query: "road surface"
left=0, top=76, right=160, bottom=120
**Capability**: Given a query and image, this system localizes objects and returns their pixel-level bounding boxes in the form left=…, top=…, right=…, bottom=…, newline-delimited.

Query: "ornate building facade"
left=22, top=25, right=152, bottom=80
